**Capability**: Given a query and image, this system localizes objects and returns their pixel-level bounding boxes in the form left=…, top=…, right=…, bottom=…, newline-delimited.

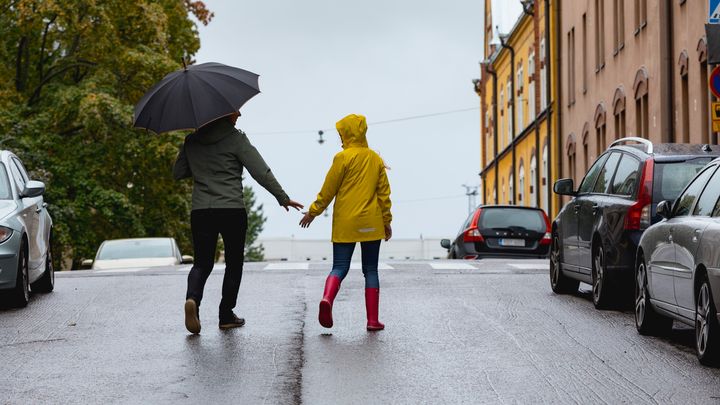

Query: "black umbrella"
left=133, top=62, right=260, bottom=134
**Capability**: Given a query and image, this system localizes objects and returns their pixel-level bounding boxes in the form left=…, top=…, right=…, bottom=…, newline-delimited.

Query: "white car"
left=83, top=237, right=193, bottom=270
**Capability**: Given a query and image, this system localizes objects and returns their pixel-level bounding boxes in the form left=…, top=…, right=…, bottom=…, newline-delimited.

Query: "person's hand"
left=283, top=199, right=304, bottom=212
left=299, top=212, right=315, bottom=228
left=384, top=224, right=392, bottom=241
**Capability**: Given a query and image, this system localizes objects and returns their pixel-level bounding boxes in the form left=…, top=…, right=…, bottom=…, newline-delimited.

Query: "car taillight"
left=540, top=210, right=552, bottom=245
left=625, top=158, right=654, bottom=230
left=463, top=255, right=479, bottom=260
left=463, top=208, right=484, bottom=243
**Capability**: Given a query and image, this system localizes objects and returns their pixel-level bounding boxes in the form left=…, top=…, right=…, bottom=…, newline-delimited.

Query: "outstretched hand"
left=283, top=199, right=304, bottom=212
left=299, top=212, right=315, bottom=228
left=384, top=224, right=392, bottom=241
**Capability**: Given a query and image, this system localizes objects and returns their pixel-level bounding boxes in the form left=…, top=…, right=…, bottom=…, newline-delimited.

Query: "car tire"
left=592, top=243, right=615, bottom=310
left=31, top=245, right=54, bottom=293
left=696, top=274, right=720, bottom=366
left=634, top=255, right=672, bottom=336
left=549, top=233, right=579, bottom=294
left=8, top=244, right=29, bottom=308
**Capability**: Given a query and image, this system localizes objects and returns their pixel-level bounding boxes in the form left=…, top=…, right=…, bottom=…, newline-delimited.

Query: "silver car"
left=636, top=156, right=720, bottom=365
left=0, top=151, right=53, bottom=308
left=82, top=237, right=193, bottom=270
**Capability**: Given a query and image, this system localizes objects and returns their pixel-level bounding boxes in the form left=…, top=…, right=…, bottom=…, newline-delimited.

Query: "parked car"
left=440, top=205, right=551, bottom=260
left=635, top=157, right=720, bottom=365
left=0, top=151, right=54, bottom=308
left=551, top=137, right=720, bottom=309
left=83, top=237, right=193, bottom=270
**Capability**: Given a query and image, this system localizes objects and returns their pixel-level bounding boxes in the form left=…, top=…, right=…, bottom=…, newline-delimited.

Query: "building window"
left=540, top=37, right=547, bottom=109
left=501, top=179, right=506, bottom=203
left=595, top=0, right=605, bottom=71
left=613, top=0, right=624, bottom=54
left=528, top=50, right=536, bottom=119
left=500, top=89, right=505, bottom=149
left=493, top=186, right=497, bottom=204
left=517, top=62, right=525, bottom=130
left=596, top=123, right=607, bottom=155
left=569, top=150, right=577, bottom=184
left=509, top=173, right=514, bottom=204
left=636, top=93, right=649, bottom=139
left=568, top=27, right=576, bottom=105
left=681, top=71, right=689, bottom=143
left=530, top=155, right=537, bottom=207
left=614, top=109, right=626, bottom=140
left=701, top=59, right=710, bottom=144
left=582, top=14, right=588, bottom=92
left=583, top=138, right=590, bottom=172
left=518, top=164, right=525, bottom=204
left=634, top=0, right=647, bottom=33
left=542, top=145, right=549, bottom=212
left=507, top=81, right=514, bottom=143
left=613, top=88, right=626, bottom=141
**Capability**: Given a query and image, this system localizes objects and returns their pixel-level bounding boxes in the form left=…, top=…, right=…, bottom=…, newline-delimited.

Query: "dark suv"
left=550, top=137, right=720, bottom=308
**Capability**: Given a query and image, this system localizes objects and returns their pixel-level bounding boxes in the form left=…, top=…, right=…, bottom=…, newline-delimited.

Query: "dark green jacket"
left=173, top=119, right=290, bottom=210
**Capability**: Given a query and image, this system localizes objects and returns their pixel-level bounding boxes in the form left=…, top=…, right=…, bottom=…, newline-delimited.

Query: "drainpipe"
left=487, top=64, right=499, bottom=204
left=659, top=0, right=675, bottom=142
left=547, top=0, right=557, bottom=217
left=500, top=36, right=516, bottom=205
left=524, top=0, right=541, bottom=208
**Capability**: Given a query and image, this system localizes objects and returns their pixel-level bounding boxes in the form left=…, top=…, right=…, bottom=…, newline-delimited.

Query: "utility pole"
left=462, top=184, right=479, bottom=214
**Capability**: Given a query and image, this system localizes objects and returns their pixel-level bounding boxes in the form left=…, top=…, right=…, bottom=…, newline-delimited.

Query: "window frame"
left=578, top=152, right=611, bottom=194
left=673, top=165, right=718, bottom=217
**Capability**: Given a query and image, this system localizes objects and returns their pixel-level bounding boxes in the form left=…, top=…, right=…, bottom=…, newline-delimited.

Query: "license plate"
left=499, top=238, right=525, bottom=247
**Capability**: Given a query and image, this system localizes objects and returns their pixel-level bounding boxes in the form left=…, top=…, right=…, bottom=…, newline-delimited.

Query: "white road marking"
left=264, top=263, right=310, bottom=270
left=94, top=268, right=147, bottom=274
left=508, top=263, right=549, bottom=270
left=349, top=262, right=394, bottom=270
left=429, top=262, right=477, bottom=270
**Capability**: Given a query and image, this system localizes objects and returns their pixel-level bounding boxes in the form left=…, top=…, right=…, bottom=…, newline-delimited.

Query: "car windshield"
left=479, top=208, right=546, bottom=232
left=96, top=239, right=174, bottom=260
left=0, top=164, right=12, bottom=199
left=653, top=158, right=714, bottom=203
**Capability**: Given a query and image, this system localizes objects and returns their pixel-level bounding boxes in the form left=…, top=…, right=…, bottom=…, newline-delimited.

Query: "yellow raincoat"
left=309, top=114, right=392, bottom=243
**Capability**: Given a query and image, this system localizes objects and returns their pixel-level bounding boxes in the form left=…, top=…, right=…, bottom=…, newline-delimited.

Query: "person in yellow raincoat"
left=299, top=114, right=392, bottom=331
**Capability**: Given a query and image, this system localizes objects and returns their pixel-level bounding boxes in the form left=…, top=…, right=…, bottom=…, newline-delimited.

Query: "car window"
left=653, top=158, right=713, bottom=203
left=7, top=159, right=25, bottom=194
left=592, top=152, right=621, bottom=194
left=12, top=158, right=29, bottom=182
left=610, top=154, right=641, bottom=196
left=674, top=166, right=717, bottom=217
left=694, top=165, right=720, bottom=216
left=479, top=208, right=546, bottom=232
left=0, top=164, right=13, bottom=200
left=578, top=153, right=609, bottom=193
left=96, top=239, right=174, bottom=260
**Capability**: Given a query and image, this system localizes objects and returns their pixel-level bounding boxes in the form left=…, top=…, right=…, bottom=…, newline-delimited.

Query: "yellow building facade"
left=477, top=0, right=560, bottom=218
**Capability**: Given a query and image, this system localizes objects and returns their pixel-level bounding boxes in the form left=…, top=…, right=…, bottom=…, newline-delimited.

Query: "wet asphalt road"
left=2, top=259, right=720, bottom=404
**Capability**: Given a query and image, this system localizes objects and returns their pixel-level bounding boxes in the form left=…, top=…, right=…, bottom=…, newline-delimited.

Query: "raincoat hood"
left=336, top=114, right=368, bottom=149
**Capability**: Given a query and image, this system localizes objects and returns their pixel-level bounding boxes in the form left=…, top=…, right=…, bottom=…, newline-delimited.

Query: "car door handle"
left=668, top=234, right=673, bottom=242
left=35, top=203, right=46, bottom=213
left=573, top=204, right=580, bottom=213
left=693, top=229, right=701, bottom=243
left=591, top=204, right=599, bottom=215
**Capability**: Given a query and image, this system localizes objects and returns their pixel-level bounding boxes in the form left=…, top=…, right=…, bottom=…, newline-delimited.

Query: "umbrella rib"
left=192, top=74, right=241, bottom=114
left=199, top=70, right=260, bottom=92
left=134, top=72, right=182, bottom=121
left=184, top=76, right=200, bottom=130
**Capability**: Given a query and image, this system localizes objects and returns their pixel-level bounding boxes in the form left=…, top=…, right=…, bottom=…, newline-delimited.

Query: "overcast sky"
left=193, top=1, right=522, bottom=240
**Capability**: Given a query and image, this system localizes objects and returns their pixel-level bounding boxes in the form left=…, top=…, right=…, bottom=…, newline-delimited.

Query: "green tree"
left=243, top=184, right=266, bottom=262
left=0, top=1, right=271, bottom=269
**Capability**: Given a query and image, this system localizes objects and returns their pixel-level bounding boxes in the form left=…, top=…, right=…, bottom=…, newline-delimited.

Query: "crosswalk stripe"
left=94, top=268, right=147, bottom=274
left=350, top=262, right=394, bottom=270
left=508, top=263, right=549, bottom=270
left=264, top=263, right=310, bottom=270
left=429, top=262, right=476, bottom=270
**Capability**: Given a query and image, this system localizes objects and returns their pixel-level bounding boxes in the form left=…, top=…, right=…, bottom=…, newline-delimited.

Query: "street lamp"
left=520, top=0, right=534, bottom=16
left=317, top=130, right=325, bottom=145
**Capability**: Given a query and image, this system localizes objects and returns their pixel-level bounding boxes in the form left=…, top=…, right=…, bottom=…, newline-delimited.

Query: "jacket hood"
left=191, top=117, right=235, bottom=145
left=336, top=114, right=368, bottom=149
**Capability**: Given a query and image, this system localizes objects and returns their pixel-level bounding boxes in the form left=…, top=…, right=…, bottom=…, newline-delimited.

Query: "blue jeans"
left=330, top=240, right=381, bottom=288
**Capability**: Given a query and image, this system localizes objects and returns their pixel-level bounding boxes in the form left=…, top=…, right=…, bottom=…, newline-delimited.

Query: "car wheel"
left=592, top=244, right=615, bottom=309
left=696, top=274, right=720, bottom=366
left=634, top=255, right=672, bottom=336
left=8, top=244, right=29, bottom=308
left=31, top=245, right=54, bottom=293
left=549, top=233, right=579, bottom=294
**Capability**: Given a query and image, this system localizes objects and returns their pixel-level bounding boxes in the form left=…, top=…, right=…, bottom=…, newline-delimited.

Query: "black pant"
left=186, top=208, right=247, bottom=319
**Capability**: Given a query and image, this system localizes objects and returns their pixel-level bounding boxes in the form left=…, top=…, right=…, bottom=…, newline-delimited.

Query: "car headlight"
left=0, top=226, right=13, bottom=244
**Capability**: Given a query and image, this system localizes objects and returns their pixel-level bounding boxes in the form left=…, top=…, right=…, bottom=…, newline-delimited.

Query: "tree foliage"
left=0, top=0, right=264, bottom=269
left=243, top=185, right=266, bottom=262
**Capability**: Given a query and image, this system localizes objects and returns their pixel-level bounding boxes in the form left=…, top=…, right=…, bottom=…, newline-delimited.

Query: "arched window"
left=542, top=143, right=549, bottom=212
left=633, top=67, right=649, bottom=139
left=501, top=178, right=506, bottom=203
left=613, top=87, right=626, bottom=140
left=518, top=161, right=526, bottom=205
left=595, top=103, right=607, bottom=154
left=509, top=172, right=515, bottom=204
left=530, top=155, right=537, bottom=207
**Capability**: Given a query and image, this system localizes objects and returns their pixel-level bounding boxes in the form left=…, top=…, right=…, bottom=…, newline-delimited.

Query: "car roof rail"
left=609, top=137, right=653, bottom=154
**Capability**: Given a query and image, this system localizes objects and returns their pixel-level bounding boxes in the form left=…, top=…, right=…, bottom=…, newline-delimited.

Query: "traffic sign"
left=710, top=66, right=720, bottom=98
left=712, top=102, right=720, bottom=132
left=711, top=0, right=720, bottom=24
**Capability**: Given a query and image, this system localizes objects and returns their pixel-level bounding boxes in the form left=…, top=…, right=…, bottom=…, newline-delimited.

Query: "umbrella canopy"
left=133, top=62, right=260, bottom=134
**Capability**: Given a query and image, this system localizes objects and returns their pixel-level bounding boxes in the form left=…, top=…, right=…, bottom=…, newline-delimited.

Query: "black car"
left=550, top=137, right=720, bottom=309
left=441, top=205, right=551, bottom=260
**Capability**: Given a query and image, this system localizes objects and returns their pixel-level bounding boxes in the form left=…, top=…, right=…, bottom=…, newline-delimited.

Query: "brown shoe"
left=219, top=313, right=245, bottom=330
left=184, top=299, right=201, bottom=334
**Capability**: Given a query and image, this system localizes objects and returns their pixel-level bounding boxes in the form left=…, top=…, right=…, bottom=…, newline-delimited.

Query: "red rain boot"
left=319, top=275, right=341, bottom=328
left=365, top=288, right=385, bottom=331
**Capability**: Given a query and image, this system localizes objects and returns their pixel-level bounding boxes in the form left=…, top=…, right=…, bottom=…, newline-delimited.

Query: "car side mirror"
left=553, top=178, right=576, bottom=196
left=81, top=259, right=93, bottom=269
left=440, top=239, right=451, bottom=249
left=657, top=200, right=672, bottom=219
left=21, top=180, right=45, bottom=198
left=181, top=255, right=194, bottom=264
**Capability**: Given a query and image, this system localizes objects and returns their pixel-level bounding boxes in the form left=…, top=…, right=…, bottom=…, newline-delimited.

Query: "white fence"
left=256, top=238, right=449, bottom=261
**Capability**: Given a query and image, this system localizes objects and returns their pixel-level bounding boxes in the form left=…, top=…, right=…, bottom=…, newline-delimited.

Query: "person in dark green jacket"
left=174, top=111, right=303, bottom=334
